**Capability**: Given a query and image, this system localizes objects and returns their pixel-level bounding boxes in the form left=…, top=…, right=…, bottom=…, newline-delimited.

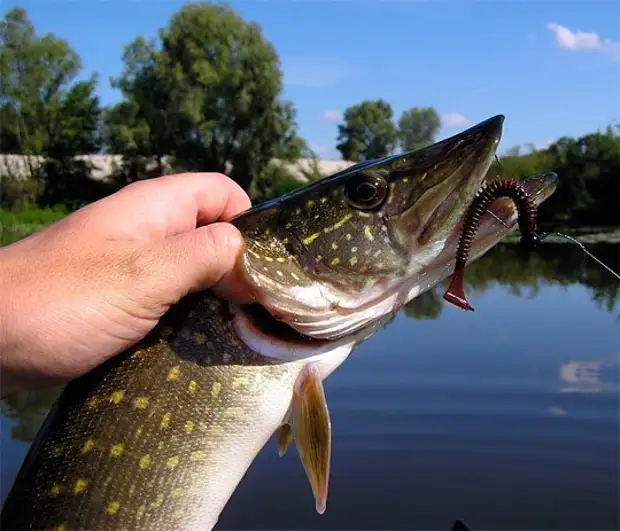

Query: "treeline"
left=0, top=4, right=618, bottom=227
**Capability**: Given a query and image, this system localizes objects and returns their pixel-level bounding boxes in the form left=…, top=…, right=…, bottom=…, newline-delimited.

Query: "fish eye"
left=344, top=173, right=389, bottom=211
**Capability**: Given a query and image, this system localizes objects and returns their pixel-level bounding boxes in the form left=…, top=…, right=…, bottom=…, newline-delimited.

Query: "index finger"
left=81, top=172, right=253, bottom=240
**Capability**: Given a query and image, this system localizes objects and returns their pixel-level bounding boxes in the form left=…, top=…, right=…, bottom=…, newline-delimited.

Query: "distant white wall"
left=0, top=154, right=357, bottom=182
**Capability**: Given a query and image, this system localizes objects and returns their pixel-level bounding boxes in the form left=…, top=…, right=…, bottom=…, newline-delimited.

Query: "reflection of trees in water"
left=1, top=386, right=63, bottom=442
left=402, top=243, right=619, bottom=320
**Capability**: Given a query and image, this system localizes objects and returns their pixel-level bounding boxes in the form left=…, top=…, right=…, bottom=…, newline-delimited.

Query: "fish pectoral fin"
left=291, top=364, right=331, bottom=515
left=275, top=424, right=292, bottom=457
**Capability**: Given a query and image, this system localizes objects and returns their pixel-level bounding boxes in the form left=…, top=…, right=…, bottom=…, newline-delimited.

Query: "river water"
left=1, top=242, right=618, bottom=530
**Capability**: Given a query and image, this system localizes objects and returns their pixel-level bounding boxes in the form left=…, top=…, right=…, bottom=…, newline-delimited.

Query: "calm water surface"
left=2, top=243, right=618, bottom=530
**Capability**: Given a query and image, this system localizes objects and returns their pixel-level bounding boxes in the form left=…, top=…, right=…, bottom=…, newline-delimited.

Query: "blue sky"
left=4, top=0, right=619, bottom=159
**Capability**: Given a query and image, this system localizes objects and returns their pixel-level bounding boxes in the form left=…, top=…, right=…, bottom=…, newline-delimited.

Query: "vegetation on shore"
left=1, top=4, right=618, bottom=236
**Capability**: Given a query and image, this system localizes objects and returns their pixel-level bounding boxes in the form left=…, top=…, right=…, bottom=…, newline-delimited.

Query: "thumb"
left=153, top=222, right=255, bottom=305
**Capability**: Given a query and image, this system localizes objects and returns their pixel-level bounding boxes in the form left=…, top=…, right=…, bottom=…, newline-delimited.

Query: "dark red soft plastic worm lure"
left=443, top=178, right=542, bottom=311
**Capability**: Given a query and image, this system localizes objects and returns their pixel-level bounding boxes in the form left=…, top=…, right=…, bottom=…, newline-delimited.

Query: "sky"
left=3, top=0, right=619, bottom=159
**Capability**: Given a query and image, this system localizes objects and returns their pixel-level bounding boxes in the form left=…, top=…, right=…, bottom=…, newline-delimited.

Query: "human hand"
left=0, top=173, right=253, bottom=398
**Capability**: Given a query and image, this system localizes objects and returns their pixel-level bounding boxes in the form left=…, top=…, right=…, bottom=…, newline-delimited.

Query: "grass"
left=0, top=206, right=68, bottom=246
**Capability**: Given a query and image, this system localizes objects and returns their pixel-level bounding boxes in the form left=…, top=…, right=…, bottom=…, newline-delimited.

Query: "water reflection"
left=0, top=386, right=62, bottom=442
left=559, top=356, right=620, bottom=394
left=403, top=242, right=620, bottom=319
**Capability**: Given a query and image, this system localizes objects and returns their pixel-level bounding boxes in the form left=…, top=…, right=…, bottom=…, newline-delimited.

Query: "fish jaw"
left=233, top=115, right=505, bottom=339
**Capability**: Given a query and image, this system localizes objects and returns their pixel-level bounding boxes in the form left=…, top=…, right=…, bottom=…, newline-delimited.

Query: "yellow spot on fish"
left=291, top=272, right=300, bottom=280
left=232, top=376, right=250, bottom=388
left=248, top=248, right=261, bottom=259
left=166, top=456, right=179, bottom=469
left=264, top=256, right=273, bottom=262
left=193, top=333, right=206, bottom=345
left=320, top=197, right=327, bottom=204
left=49, top=483, right=61, bottom=497
left=276, top=257, right=285, bottom=263
left=264, top=228, right=271, bottom=236
left=81, top=439, right=95, bottom=454
left=139, top=454, right=152, bottom=469
left=190, top=450, right=204, bottom=461
left=276, top=270, right=283, bottom=277
left=160, top=327, right=173, bottom=338
left=282, top=237, right=289, bottom=244
left=350, top=256, right=358, bottom=266
left=364, top=226, right=374, bottom=241
left=295, top=208, right=302, bottom=215
left=403, top=177, right=409, bottom=183
left=358, top=212, right=371, bottom=218
left=106, top=501, right=121, bottom=515
left=211, top=382, right=222, bottom=399
left=110, top=390, right=125, bottom=404
left=86, top=396, right=99, bottom=409
left=306, top=200, right=315, bottom=207
left=55, top=524, right=66, bottom=531
left=330, top=257, right=341, bottom=266
left=210, top=424, right=224, bottom=437
left=134, top=397, right=149, bottom=409
left=110, top=443, right=124, bottom=457
left=303, top=232, right=320, bottom=245
left=136, top=505, right=146, bottom=518
left=188, top=380, right=197, bottom=394
left=224, top=407, right=247, bottom=419
left=151, top=494, right=164, bottom=508
left=333, top=213, right=353, bottom=229
left=167, top=366, right=180, bottom=381
left=331, top=242, right=338, bottom=250
left=185, top=421, right=195, bottom=433
left=73, top=479, right=88, bottom=494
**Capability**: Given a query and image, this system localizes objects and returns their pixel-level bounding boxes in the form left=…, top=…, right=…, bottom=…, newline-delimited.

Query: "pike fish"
left=1, top=115, right=558, bottom=531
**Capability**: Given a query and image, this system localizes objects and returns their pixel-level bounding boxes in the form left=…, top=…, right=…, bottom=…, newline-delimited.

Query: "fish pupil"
left=345, top=173, right=388, bottom=210
left=357, top=182, right=377, bottom=201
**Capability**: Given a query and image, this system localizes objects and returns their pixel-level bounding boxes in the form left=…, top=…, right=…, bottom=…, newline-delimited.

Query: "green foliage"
left=0, top=7, right=103, bottom=208
left=397, top=106, right=440, bottom=151
left=336, top=99, right=397, bottom=161
left=104, top=2, right=303, bottom=192
left=487, top=126, right=620, bottom=227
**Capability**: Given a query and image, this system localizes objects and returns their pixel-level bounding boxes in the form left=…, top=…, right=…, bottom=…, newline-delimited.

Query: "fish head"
left=232, top=114, right=557, bottom=340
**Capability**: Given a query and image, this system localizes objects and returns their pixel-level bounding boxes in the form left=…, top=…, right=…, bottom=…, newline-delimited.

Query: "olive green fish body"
left=1, top=294, right=309, bottom=530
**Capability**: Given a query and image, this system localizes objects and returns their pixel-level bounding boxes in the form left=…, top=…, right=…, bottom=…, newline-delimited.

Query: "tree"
left=397, top=106, right=440, bottom=151
left=104, top=2, right=303, bottom=191
left=0, top=7, right=103, bottom=207
left=336, top=99, right=397, bottom=162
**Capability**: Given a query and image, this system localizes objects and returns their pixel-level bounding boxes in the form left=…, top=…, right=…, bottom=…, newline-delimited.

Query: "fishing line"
left=486, top=155, right=620, bottom=282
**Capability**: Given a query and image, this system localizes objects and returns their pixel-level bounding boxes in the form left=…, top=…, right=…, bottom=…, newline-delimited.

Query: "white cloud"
left=321, top=110, right=342, bottom=122
left=547, top=22, right=620, bottom=62
left=441, top=112, right=472, bottom=127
